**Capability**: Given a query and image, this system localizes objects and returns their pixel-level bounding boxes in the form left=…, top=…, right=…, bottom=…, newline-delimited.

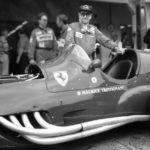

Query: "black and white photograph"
left=0, top=0, right=150, bottom=149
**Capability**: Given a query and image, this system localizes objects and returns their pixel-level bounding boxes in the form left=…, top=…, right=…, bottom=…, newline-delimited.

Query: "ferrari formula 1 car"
left=0, top=44, right=150, bottom=147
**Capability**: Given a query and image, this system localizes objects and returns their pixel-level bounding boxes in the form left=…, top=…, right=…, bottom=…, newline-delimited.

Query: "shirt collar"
left=38, top=26, right=47, bottom=31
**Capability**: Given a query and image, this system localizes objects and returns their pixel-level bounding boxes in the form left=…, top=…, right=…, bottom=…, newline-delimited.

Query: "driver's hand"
left=114, top=47, right=126, bottom=55
left=109, top=47, right=125, bottom=58
left=29, top=59, right=36, bottom=65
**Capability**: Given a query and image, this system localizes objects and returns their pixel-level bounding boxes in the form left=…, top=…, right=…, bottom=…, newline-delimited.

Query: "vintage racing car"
left=0, top=44, right=150, bottom=147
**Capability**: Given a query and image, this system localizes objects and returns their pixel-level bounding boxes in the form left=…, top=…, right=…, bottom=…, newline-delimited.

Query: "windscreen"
left=69, top=44, right=92, bottom=71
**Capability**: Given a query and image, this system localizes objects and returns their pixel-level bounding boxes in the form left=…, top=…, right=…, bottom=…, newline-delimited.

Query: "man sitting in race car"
left=65, top=4, right=123, bottom=64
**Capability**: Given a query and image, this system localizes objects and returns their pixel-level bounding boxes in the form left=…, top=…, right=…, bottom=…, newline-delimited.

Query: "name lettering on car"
left=53, top=71, right=68, bottom=87
left=77, top=85, right=125, bottom=96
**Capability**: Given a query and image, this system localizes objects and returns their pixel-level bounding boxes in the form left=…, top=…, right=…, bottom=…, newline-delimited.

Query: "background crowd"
left=0, top=4, right=134, bottom=76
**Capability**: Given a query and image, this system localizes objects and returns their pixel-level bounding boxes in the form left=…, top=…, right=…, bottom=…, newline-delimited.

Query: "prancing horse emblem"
left=53, top=71, right=68, bottom=86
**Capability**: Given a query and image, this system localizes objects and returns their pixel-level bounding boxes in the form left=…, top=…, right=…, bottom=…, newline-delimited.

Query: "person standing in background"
left=112, top=33, right=123, bottom=50
left=28, top=12, right=58, bottom=64
left=16, top=28, right=29, bottom=74
left=65, top=4, right=124, bottom=60
left=144, top=28, right=150, bottom=49
left=56, top=14, right=69, bottom=50
left=0, top=29, right=9, bottom=75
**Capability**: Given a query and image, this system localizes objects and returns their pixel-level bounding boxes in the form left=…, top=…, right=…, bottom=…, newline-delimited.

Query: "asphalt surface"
left=3, top=121, right=150, bottom=150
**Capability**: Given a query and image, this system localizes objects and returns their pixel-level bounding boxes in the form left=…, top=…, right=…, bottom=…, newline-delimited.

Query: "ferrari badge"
left=53, top=71, right=68, bottom=86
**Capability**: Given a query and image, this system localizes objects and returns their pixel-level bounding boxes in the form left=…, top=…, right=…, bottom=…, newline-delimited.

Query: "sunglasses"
left=43, top=19, right=48, bottom=22
left=41, top=17, right=48, bottom=22
left=80, top=12, right=92, bottom=17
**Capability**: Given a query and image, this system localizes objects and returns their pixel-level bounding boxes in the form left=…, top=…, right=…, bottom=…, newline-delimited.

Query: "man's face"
left=78, top=11, right=92, bottom=24
left=39, top=15, right=48, bottom=28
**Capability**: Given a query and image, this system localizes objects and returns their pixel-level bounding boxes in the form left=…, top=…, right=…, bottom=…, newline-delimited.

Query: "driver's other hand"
left=92, top=58, right=101, bottom=68
left=29, top=59, right=36, bottom=64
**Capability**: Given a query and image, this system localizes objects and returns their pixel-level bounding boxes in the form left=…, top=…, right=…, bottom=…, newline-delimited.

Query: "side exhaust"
left=0, top=112, right=149, bottom=145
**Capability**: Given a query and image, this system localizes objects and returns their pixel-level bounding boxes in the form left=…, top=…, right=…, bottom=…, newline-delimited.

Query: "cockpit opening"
left=102, top=49, right=139, bottom=80
left=25, top=64, right=44, bottom=79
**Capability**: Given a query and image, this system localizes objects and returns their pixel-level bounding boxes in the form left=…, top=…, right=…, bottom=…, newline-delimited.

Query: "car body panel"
left=0, top=45, right=150, bottom=146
